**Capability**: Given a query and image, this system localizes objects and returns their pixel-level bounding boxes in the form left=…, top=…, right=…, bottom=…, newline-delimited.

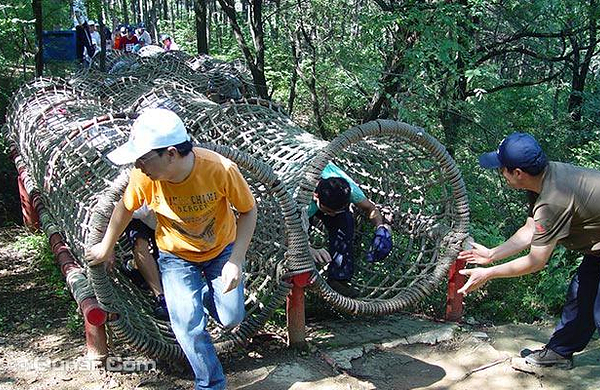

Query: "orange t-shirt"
left=122, top=147, right=255, bottom=262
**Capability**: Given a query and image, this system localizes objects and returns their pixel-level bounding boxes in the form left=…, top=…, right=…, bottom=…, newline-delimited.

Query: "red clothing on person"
left=113, top=35, right=122, bottom=50
left=116, top=35, right=138, bottom=52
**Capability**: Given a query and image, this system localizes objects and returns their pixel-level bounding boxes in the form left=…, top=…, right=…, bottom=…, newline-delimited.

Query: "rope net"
left=3, top=52, right=469, bottom=359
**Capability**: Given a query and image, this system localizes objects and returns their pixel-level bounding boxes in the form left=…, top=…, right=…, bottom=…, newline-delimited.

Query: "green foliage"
left=12, top=233, right=66, bottom=295
left=2, top=0, right=600, bottom=327
left=0, top=1, right=71, bottom=71
left=0, top=134, right=21, bottom=226
left=11, top=232, right=82, bottom=331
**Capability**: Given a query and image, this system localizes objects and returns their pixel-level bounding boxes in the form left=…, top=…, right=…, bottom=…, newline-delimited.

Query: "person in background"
left=104, top=25, right=113, bottom=50
left=116, top=26, right=139, bottom=53
left=113, top=25, right=126, bottom=50
left=160, top=34, right=179, bottom=51
left=136, top=23, right=152, bottom=47
left=87, top=20, right=101, bottom=51
left=75, top=21, right=95, bottom=67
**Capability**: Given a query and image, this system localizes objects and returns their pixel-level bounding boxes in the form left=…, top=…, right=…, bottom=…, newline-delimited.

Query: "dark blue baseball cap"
left=479, top=132, right=547, bottom=174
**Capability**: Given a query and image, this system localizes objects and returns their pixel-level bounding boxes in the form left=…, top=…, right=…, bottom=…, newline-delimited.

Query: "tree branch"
left=466, top=67, right=566, bottom=97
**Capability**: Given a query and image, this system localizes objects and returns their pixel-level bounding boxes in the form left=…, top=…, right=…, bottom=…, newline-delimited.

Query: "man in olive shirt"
left=457, top=132, right=600, bottom=368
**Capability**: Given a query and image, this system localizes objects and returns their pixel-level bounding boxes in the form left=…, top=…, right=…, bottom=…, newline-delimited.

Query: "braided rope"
left=297, top=120, right=470, bottom=314
left=3, top=52, right=469, bottom=358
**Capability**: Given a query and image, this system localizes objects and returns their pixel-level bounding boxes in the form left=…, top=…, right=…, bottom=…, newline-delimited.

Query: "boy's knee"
left=134, top=237, right=150, bottom=250
left=219, top=310, right=245, bottom=329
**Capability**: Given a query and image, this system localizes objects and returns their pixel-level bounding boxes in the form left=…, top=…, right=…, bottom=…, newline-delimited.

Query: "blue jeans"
left=158, top=244, right=245, bottom=390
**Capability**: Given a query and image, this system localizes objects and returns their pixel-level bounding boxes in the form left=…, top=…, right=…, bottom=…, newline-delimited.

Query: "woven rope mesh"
left=297, top=121, right=469, bottom=313
left=3, top=53, right=469, bottom=359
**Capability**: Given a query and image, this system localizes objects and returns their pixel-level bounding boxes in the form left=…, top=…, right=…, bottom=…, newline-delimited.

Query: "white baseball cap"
left=107, top=109, right=190, bottom=165
left=88, top=20, right=96, bottom=26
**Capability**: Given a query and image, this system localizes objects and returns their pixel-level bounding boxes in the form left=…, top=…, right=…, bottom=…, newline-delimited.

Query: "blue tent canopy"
left=42, top=30, right=76, bottom=62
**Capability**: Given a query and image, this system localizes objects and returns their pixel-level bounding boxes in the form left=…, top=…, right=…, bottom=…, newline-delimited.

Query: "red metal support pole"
left=286, top=272, right=312, bottom=347
left=16, top=170, right=40, bottom=230
left=48, top=232, right=109, bottom=354
left=81, top=297, right=108, bottom=326
left=445, top=257, right=466, bottom=322
left=84, top=317, right=108, bottom=361
left=10, top=147, right=109, bottom=358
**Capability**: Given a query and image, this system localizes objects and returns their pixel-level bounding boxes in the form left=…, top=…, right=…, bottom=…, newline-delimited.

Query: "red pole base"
left=81, top=297, right=108, bottom=326
left=84, top=317, right=108, bottom=361
left=286, top=272, right=312, bottom=347
left=445, top=258, right=466, bottom=322
left=16, top=171, right=40, bottom=230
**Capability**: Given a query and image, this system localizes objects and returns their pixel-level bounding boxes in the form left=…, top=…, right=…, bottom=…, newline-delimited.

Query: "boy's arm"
left=222, top=204, right=258, bottom=293
left=86, top=199, right=134, bottom=266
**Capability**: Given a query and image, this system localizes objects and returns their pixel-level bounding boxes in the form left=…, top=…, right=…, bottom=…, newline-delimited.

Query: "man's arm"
left=458, top=217, right=535, bottom=265
left=221, top=204, right=257, bottom=293
left=457, top=240, right=556, bottom=295
left=491, top=217, right=536, bottom=260
left=86, top=199, right=134, bottom=266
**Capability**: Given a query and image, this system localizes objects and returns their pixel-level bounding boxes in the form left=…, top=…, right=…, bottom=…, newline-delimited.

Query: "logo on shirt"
left=172, top=217, right=216, bottom=244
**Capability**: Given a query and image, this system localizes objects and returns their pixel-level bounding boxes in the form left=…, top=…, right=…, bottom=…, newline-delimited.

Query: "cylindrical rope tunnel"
left=3, top=53, right=469, bottom=360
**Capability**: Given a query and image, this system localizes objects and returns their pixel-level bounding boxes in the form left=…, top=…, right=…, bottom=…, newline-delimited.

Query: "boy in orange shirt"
left=86, top=109, right=257, bottom=389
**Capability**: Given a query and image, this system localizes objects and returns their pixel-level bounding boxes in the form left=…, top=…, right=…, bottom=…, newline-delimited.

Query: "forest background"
left=0, top=0, right=599, bottom=326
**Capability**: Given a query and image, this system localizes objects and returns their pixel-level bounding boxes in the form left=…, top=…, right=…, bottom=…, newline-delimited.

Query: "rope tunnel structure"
left=3, top=50, right=470, bottom=362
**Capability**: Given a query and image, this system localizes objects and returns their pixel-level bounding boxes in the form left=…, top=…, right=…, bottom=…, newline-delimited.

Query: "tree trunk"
left=149, top=0, right=158, bottom=41
left=292, top=26, right=325, bottom=138
left=568, top=72, right=584, bottom=122
left=567, top=1, right=598, bottom=122
left=438, top=54, right=467, bottom=157
left=249, top=0, right=267, bottom=97
left=288, top=36, right=299, bottom=115
left=122, top=0, right=130, bottom=25
left=217, top=0, right=269, bottom=98
left=131, top=0, right=137, bottom=23
left=98, top=6, right=107, bottom=72
left=32, top=0, right=43, bottom=77
left=195, top=0, right=209, bottom=54
left=438, top=0, right=471, bottom=156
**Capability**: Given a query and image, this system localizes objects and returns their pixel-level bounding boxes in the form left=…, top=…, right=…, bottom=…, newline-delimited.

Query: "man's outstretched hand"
left=457, top=267, right=491, bottom=295
left=457, top=242, right=494, bottom=266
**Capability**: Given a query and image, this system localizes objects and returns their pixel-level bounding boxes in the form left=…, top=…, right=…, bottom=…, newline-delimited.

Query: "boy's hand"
left=221, top=260, right=242, bottom=294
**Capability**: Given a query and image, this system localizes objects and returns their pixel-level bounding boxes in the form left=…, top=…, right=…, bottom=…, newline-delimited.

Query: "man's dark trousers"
left=547, top=254, right=600, bottom=357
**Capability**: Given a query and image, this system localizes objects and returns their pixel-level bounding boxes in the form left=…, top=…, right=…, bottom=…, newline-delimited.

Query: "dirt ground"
left=1, top=226, right=599, bottom=390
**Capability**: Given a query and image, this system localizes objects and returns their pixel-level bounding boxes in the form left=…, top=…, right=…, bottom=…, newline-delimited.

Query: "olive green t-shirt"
left=531, top=162, right=600, bottom=254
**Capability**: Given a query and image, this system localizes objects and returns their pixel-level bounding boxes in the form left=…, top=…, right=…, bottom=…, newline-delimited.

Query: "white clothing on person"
left=137, top=30, right=152, bottom=46
left=132, top=202, right=157, bottom=230
left=90, top=31, right=101, bottom=49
